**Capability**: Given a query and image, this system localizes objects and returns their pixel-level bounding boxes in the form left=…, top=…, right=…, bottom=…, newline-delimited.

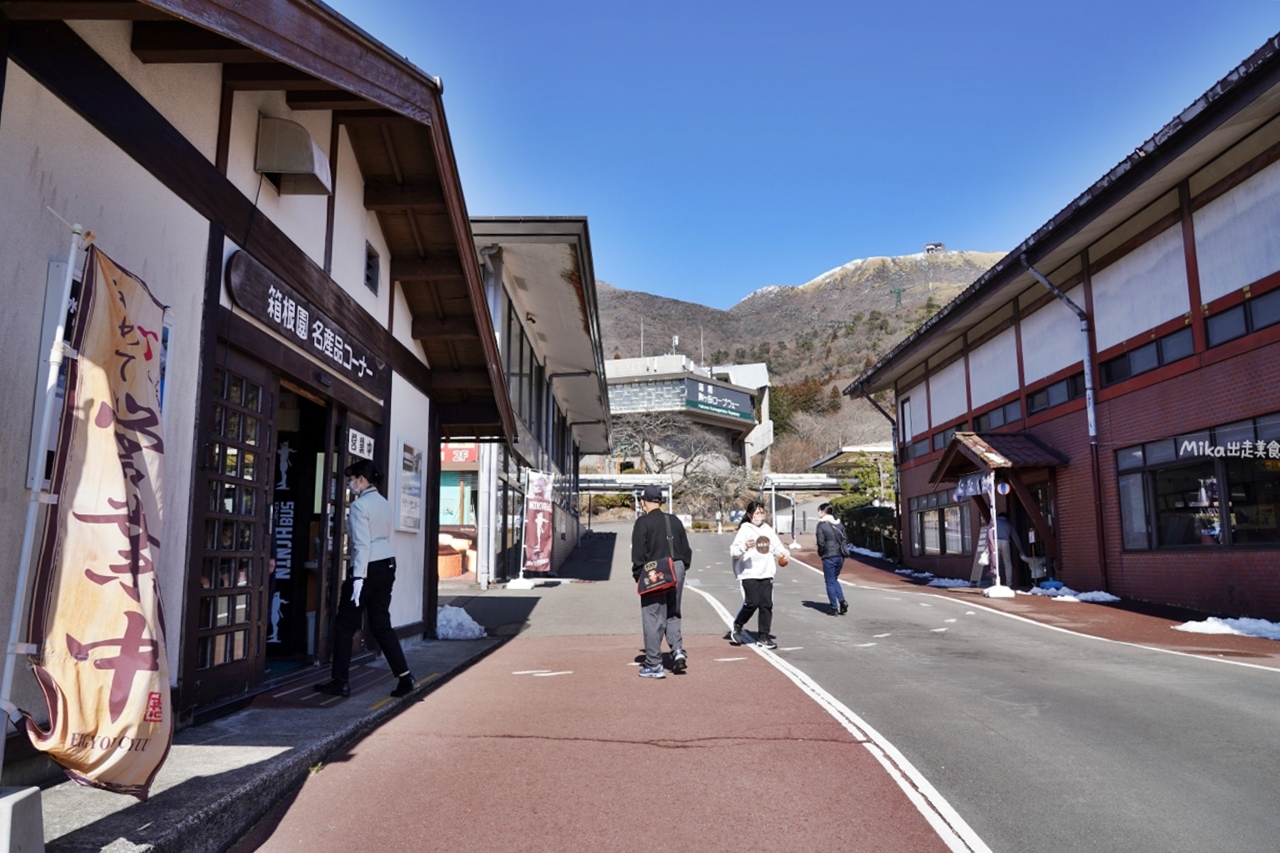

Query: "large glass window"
left=1226, top=457, right=1280, bottom=545
left=1116, top=410, right=1280, bottom=550
left=910, top=492, right=972, bottom=557
left=1027, top=372, right=1086, bottom=415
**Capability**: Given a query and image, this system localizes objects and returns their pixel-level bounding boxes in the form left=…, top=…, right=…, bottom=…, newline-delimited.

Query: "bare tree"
left=678, top=465, right=752, bottom=520
left=612, top=412, right=731, bottom=478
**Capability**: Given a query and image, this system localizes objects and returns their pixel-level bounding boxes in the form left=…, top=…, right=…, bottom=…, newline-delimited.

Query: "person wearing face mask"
left=729, top=500, right=789, bottom=650
left=315, top=459, right=414, bottom=699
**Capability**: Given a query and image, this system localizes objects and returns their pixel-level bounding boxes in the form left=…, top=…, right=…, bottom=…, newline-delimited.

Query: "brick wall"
left=896, top=338, right=1280, bottom=618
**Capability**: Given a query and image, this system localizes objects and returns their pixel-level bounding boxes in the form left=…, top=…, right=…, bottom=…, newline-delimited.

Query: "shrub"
left=835, top=503, right=898, bottom=560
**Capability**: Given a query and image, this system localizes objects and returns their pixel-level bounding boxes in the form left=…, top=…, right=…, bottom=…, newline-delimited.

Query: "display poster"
left=397, top=441, right=423, bottom=532
left=521, top=471, right=555, bottom=573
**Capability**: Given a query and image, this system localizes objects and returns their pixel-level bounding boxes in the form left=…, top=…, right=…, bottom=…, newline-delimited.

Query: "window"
left=1206, top=288, right=1280, bottom=348
left=363, top=243, right=379, bottom=294
left=1116, top=411, right=1280, bottom=549
left=932, top=423, right=965, bottom=451
left=975, top=399, right=1022, bottom=432
left=910, top=491, right=972, bottom=556
left=1027, top=372, right=1086, bottom=415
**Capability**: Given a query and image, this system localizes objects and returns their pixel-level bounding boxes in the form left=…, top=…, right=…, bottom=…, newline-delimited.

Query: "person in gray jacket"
left=315, top=459, right=414, bottom=698
left=815, top=503, right=849, bottom=616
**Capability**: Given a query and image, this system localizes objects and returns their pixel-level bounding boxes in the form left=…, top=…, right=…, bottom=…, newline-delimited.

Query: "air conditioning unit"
left=255, top=115, right=332, bottom=195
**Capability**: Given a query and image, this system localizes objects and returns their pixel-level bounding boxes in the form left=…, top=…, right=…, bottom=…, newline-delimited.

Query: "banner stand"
left=983, top=473, right=1015, bottom=599
left=0, top=224, right=86, bottom=850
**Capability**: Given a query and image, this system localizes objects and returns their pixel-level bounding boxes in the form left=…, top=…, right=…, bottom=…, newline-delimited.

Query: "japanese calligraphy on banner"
left=23, top=246, right=171, bottom=800
left=225, top=250, right=383, bottom=392
left=522, top=471, right=555, bottom=573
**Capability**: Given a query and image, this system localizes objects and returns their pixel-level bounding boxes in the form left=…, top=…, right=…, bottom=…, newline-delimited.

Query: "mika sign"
left=683, top=378, right=754, bottom=422
left=226, top=251, right=383, bottom=392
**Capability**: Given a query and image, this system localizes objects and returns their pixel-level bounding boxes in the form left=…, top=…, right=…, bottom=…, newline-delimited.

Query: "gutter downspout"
left=1020, top=255, right=1109, bottom=590
left=859, top=389, right=902, bottom=565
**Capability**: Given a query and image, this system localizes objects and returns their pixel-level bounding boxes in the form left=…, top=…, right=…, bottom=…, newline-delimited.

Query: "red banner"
left=522, top=472, right=554, bottom=573
left=23, top=246, right=172, bottom=799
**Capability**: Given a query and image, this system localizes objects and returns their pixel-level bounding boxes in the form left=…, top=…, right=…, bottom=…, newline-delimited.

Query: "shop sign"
left=226, top=251, right=382, bottom=392
left=441, top=442, right=479, bottom=464
left=522, top=471, right=555, bottom=573
left=348, top=428, right=375, bottom=460
left=683, top=378, right=754, bottom=422
left=397, top=441, right=423, bottom=532
left=955, top=471, right=993, bottom=500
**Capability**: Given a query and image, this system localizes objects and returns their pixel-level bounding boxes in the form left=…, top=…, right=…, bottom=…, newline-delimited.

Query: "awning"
left=929, top=432, right=1069, bottom=487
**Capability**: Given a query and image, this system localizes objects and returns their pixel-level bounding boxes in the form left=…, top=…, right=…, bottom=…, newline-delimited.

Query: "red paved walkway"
left=252, top=635, right=953, bottom=853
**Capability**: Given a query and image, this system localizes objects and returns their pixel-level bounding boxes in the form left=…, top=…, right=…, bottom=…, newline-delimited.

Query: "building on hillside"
left=809, top=443, right=896, bottom=505
left=0, top=0, right=515, bottom=751
left=845, top=31, right=1280, bottom=620
left=437, top=218, right=609, bottom=587
left=600, top=355, right=772, bottom=476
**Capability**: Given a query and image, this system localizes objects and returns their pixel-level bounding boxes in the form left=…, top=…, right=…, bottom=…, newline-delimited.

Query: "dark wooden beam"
left=8, top=20, right=439, bottom=401
left=333, top=109, right=418, bottom=126
left=146, top=0, right=436, bottom=123
left=0, top=1, right=170, bottom=20
left=286, top=89, right=373, bottom=111
left=437, top=402, right=501, bottom=426
left=131, top=20, right=259, bottom=63
left=365, top=181, right=445, bottom=212
left=411, top=316, right=479, bottom=340
left=430, top=369, right=490, bottom=391
left=422, top=405, right=441, bottom=638
left=391, top=253, right=464, bottom=281
left=222, top=62, right=337, bottom=92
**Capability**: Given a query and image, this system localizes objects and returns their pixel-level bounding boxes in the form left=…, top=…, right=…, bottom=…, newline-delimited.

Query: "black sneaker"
left=314, top=679, right=349, bottom=697
left=756, top=637, right=778, bottom=650
left=672, top=649, right=688, bottom=673
left=839, top=600, right=849, bottom=615
left=830, top=605, right=841, bottom=615
left=390, top=675, right=415, bottom=698
left=730, top=626, right=746, bottom=645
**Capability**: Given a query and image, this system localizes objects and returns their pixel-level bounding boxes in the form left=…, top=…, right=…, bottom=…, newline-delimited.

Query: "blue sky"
left=326, top=1, right=1280, bottom=309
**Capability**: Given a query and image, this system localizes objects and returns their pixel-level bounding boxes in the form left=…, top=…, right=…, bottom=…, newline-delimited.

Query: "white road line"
left=931, top=628, right=947, bottom=633
left=532, top=671, right=573, bottom=677
left=715, top=657, right=748, bottom=662
left=512, top=670, right=551, bottom=675
left=945, top=619, right=957, bottom=623
left=913, top=591, right=1280, bottom=674
left=873, top=633, right=892, bottom=638
left=685, top=583, right=991, bottom=853
left=854, top=642, right=877, bottom=648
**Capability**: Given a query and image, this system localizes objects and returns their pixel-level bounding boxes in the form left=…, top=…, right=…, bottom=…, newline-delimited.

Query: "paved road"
left=242, top=522, right=1280, bottom=853
left=685, top=529, right=1280, bottom=853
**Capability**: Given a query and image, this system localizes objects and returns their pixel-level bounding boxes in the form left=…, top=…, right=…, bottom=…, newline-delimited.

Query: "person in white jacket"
left=729, top=500, right=789, bottom=650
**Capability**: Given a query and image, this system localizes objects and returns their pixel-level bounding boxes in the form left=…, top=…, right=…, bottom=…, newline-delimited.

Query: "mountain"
left=596, top=250, right=1006, bottom=468
left=598, top=250, right=1004, bottom=383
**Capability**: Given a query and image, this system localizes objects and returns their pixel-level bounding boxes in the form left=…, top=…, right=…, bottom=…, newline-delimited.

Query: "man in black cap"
left=631, top=484, right=692, bottom=678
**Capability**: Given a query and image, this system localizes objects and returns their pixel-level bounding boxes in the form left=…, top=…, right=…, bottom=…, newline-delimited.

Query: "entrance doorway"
left=1010, top=479, right=1055, bottom=586
left=266, top=387, right=329, bottom=675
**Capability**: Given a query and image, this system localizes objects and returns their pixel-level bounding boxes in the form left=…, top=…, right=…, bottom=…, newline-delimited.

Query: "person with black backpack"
left=815, top=503, right=850, bottom=616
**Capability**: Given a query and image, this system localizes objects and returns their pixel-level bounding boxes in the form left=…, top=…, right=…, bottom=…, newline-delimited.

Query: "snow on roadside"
left=927, top=578, right=972, bottom=588
left=1028, top=585, right=1121, bottom=603
left=437, top=605, right=487, bottom=640
left=1173, top=616, right=1280, bottom=641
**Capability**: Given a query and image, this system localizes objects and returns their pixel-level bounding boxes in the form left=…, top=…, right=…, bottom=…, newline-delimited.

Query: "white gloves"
left=351, top=577, right=364, bottom=605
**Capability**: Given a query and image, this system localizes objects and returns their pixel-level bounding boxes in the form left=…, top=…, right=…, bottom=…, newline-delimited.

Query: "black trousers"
left=735, top=577, right=774, bottom=636
left=330, top=557, right=410, bottom=681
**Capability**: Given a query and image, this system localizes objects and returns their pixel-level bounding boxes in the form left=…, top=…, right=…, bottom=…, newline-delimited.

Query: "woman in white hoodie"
left=729, top=500, right=789, bottom=650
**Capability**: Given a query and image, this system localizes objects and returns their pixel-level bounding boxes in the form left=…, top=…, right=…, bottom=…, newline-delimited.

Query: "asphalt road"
left=684, top=529, right=1280, bottom=853
left=240, top=523, right=1279, bottom=853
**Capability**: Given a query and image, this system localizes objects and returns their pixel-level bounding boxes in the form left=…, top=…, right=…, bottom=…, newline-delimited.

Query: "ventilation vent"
left=255, top=116, right=332, bottom=195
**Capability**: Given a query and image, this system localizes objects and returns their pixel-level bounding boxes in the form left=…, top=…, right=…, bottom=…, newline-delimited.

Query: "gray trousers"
left=641, top=560, right=686, bottom=668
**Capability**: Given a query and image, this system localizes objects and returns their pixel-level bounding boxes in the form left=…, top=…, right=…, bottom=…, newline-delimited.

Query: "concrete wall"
left=387, top=372, right=431, bottom=627
left=1020, top=285, right=1084, bottom=383
left=967, top=326, right=1020, bottom=409
left=1092, top=225, right=1189, bottom=351
left=1194, top=157, right=1280, bottom=303
left=0, top=61, right=213, bottom=692
left=926, top=358, right=967, bottom=427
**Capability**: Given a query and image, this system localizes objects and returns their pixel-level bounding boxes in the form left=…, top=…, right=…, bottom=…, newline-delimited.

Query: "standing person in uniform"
left=815, top=503, right=850, bottom=616
left=315, top=460, right=415, bottom=698
left=729, top=500, right=789, bottom=650
left=631, top=485, right=693, bottom=679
